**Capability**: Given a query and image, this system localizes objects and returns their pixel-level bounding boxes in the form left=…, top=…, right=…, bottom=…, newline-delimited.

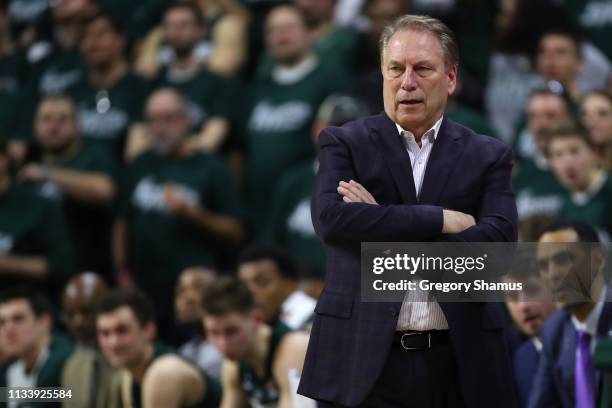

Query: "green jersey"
left=563, top=0, right=612, bottom=61
left=242, top=59, right=348, bottom=232
left=239, top=322, right=291, bottom=408
left=0, top=52, right=25, bottom=139
left=120, top=150, right=244, bottom=288
left=68, top=71, right=150, bottom=158
left=268, top=160, right=325, bottom=275
left=512, top=157, right=567, bottom=220
left=558, top=172, right=612, bottom=236
left=36, top=142, right=118, bottom=278
left=0, top=181, right=76, bottom=286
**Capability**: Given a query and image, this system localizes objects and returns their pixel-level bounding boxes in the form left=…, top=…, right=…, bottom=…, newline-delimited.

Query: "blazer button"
left=389, top=308, right=398, bottom=317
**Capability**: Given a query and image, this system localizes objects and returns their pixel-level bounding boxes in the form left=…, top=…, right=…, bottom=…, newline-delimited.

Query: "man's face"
left=581, top=94, right=612, bottom=147
left=527, top=94, right=569, bottom=153
left=0, top=300, right=49, bottom=357
left=238, top=259, right=289, bottom=322
left=80, top=17, right=124, bottom=67
left=548, top=137, right=595, bottom=191
left=537, top=229, right=601, bottom=309
left=145, top=92, right=190, bottom=154
left=265, top=7, right=310, bottom=65
left=62, top=275, right=108, bottom=344
left=163, top=8, right=202, bottom=57
left=294, top=0, right=335, bottom=27
left=382, top=29, right=456, bottom=137
left=203, top=312, right=257, bottom=361
left=506, top=278, right=557, bottom=337
left=35, top=99, right=79, bottom=153
left=536, top=34, right=581, bottom=86
left=175, top=269, right=216, bottom=324
left=97, top=306, right=153, bottom=368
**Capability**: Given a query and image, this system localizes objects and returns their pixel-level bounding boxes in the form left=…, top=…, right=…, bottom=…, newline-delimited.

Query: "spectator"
left=19, top=94, right=117, bottom=278
left=0, top=137, right=76, bottom=297
left=505, top=253, right=557, bottom=407
left=128, top=2, right=234, bottom=159
left=547, top=125, right=612, bottom=239
left=113, top=88, right=245, bottom=339
left=581, top=90, right=612, bottom=171
left=530, top=221, right=611, bottom=407
left=61, top=272, right=122, bottom=408
left=96, top=287, right=221, bottom=408
left=294, top=0, right=359, bottom=69
left=201, top=276, right=310, bottom=407
left=0, top=287, right=74, bottom=407
left=175, top=266, right=223, bottom=380
left=513, top=89, right=570, bottom=220
left=134, top=0, right=248, bottom=79
left=267, top=94, right=368, bottom=282
left=68, top=12, right=149, bottom=159
left=241, top=4, right=349, bottom=233
left=238, top=243, right=316, bottom=331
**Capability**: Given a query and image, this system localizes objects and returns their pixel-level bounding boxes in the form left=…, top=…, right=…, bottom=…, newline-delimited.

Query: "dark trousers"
left=319, top=342, right=466, bottom=408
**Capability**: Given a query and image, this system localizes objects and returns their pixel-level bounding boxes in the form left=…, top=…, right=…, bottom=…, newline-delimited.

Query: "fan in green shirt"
left=115, top=88, right=246, bottom=316
left=67, top=13, right=149, bottom=160
left=19, top=94, right=118, bottom=279
left=242, top=5, right=349, bottom=234
left=512, top=90, right=571, bottom=220
left=0, top=139, right=76, bottom=293
left=0, top=288, right=75, bottom=408
left=548, top=125, right=612, bottom=238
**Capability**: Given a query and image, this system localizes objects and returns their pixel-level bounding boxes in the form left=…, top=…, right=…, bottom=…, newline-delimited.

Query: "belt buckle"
left=400, top=332, right=432, bottom=350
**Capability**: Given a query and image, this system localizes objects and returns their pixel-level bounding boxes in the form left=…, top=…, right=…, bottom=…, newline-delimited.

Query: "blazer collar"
left=369, top=112, right=464, bottom=205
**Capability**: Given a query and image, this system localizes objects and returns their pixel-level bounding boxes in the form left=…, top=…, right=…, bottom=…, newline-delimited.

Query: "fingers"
left=337, top=180, right=378, bottom=204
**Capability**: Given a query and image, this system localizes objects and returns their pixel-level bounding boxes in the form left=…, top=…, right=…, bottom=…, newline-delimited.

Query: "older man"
left=298, top=14, right=518, bottom=408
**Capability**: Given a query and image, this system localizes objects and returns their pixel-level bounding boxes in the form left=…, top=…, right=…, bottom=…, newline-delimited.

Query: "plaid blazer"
left=297, top=113, right=519, bottom=407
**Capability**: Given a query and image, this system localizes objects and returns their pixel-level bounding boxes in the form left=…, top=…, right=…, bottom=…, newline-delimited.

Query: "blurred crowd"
left=0, top=0, right=611, bottom=406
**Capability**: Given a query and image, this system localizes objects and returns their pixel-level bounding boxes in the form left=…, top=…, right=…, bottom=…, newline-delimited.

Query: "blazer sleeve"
left=311, top=128, right=444, bottom=244
left=436, top=145, right=518, bottom=243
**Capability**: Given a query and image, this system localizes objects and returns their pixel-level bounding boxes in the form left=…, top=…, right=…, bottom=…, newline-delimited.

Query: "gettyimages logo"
left=372, top=251, right=488, bottom=275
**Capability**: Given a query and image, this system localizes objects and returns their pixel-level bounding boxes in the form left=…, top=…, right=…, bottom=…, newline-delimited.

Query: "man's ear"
left=145, top=321, right=157, bottom=341
left=447, top=64, right=458, bottom=96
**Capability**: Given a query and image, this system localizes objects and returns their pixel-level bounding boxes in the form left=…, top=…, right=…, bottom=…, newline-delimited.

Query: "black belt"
left=392, top=330, right=450, bottom=350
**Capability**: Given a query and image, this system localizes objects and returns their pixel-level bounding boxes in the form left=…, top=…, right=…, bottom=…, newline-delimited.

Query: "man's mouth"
left=399, top=99, right=423, bottom=107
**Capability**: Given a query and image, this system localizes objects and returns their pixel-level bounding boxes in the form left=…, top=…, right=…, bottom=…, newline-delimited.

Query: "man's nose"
left=400, top=69, right=418, bottom=91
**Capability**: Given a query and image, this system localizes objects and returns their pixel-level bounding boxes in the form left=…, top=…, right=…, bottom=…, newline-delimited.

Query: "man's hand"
left=19, top=164, right=49, bottom=182
left=164, top=185, right=192, bottom=217
left=442, top=209, right=476, bottom=234
left=337, top=180, right=378, bottom=204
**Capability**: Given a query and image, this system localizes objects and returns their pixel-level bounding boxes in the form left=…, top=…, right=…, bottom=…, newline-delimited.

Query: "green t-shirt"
left=267, top=160, right=325, bottom=276
left=239, top=322, right=291, bottom=408
left=558, top=173, right=612, bottom=236
left=512, top=158, right=567, bottom=220
left=68, top=71, right=150, bottom=158
left=312, top=27, right=359, bottom=72
left=153, top=67, right=232, bottom=130
left=120, top=150, right=245, bottom=288
left=0, top=181, right=76, bottom=285
left=35, top=142, right=118, bottom=277
left=447, top=103, right=496, bottom=138
left=242, top=60, right=348, bottom=232
left=563, top=0, right=612, bottom=61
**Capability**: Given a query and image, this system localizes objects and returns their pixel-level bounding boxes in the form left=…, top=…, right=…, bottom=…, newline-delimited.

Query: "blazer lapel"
left=369, top=113, right=418, bottom=204
left=418, top=118, right=465, bottom=205
left=596, top=286, right=612, bottom=339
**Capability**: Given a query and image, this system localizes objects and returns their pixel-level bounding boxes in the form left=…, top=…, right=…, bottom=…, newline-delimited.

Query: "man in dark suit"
left=297, top=14, right=519, bottom=408
left=529, top=221, right=611, bottom=408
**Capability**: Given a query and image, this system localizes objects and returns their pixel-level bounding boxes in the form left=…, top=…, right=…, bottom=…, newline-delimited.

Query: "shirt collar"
left=571, top=170, right=607, bottom=206
left=571, top=286, right=607, bottom=336
left=395, top=115, right=444, bottom=144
